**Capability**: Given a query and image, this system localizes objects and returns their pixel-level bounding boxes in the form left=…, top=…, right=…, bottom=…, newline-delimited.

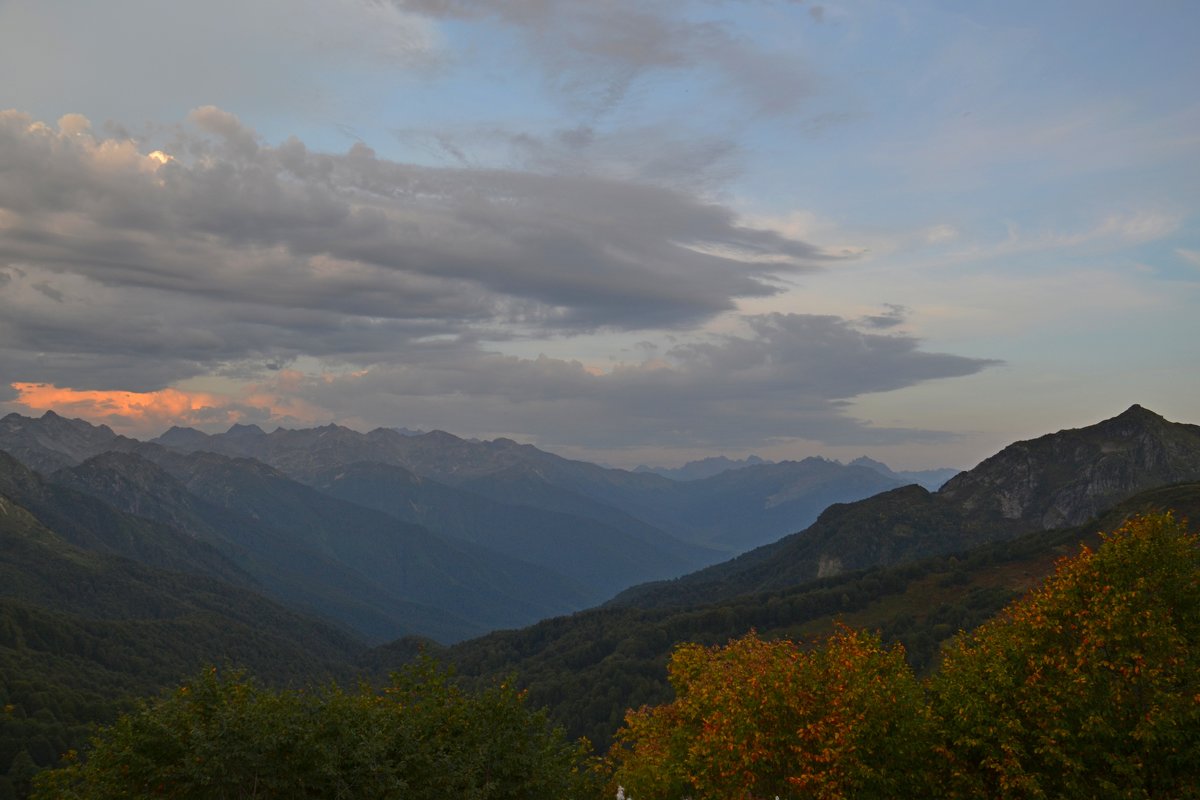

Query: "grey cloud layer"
left=395, top=0, right=816, bottom=117
left=268, top=312, right=997, bottom=449
left=0, top=108, right=821, bottom=381
left=0, top=108, right=996, bottom=448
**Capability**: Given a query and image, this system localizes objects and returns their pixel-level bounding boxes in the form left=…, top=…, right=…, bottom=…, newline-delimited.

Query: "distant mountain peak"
left=391, top=427, right=425, bottom=437
left=226, top=423, right=267, bottom=436
left=1113, top=403, right=1163, bottom=423
left=152, top=426, right=212, bottom=451
left=423, top=430, right=463, bottom=443
left=636, top=454, right=772, bottom=481
left=36, top=408, right=115, bottom=435
left=849, top=455, right=891, bottom=471
left=0, top=410, right=122, bottom=472
left=162, top=425, right=202, bottom=435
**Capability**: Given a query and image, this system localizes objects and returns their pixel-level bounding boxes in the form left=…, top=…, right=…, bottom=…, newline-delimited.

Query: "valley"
left=2, top=405, right=1199, bottom=794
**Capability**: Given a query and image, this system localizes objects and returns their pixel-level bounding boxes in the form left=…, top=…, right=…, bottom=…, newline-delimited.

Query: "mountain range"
left=0, top=410, right=926, bottom=642
left=636, top=453, right=958, bottom=490
left=3, top=403, right=1200, bottom=773
left=148, top=421, right=919, bottom=551
left=609, top=404, right=1200, bottom=608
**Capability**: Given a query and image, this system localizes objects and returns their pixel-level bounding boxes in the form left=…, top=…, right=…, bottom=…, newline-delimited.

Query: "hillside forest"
left=23, top=512, right=1200, bottom=799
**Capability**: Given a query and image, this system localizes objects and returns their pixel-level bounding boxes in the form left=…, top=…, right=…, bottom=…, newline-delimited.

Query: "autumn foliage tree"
left=611, top=513, right=1199, bottom=800
left=931, top=512, right=1200, bottom=798
left=610, top=626, right=933, bottom=799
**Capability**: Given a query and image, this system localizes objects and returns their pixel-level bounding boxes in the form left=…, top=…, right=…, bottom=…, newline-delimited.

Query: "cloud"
left=395, top=123, right=742, bottom=191
left=879, top=99, right=1200, bottom=191
left=204, top=312, right=999, bottom=451
left=941, top=211, right=1182, bottom=265
left=8, top=380, right=332, bottom=438
left=0, top=108, right=1000, bottom=454
left=1177, top=248, right=1200, bottom=269
left=394, top=0, right=816, bottom=117
left=7, top=313, right=998, bottom=450
left=0, top=108, right=831, bottom=389
left=0, top=0, right=440, bottom=126
left=10, top=383, right=242, bottom=432
left=856, top=303, right=908, bottom=330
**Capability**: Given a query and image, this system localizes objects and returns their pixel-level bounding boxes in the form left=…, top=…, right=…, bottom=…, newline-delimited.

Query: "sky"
left=0, top=0, right=1197, bottom=470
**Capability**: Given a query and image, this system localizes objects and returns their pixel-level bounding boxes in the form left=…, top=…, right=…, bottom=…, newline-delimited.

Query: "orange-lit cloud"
left=10, top=382, right=243, bottom=435
left=9, top=378, right=343, bottom=438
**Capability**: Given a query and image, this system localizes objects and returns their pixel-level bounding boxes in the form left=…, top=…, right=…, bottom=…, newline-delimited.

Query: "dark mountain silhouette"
left=635, top=453, right=957, bottom=491
left=936, top=404, right=1200, bottom=527
left=3, top=403, right=1199, bottom=768
left=0, top=483, right=366, bottom=773
left=0, top=490, right=363, bottom=679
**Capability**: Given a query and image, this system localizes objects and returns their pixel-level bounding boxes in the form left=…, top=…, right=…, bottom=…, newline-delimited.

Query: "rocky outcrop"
left=938, top=405, right=1200, bottom=530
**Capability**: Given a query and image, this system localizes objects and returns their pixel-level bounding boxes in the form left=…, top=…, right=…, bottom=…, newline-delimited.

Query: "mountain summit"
left=938, top=403, right=1200, bottom=529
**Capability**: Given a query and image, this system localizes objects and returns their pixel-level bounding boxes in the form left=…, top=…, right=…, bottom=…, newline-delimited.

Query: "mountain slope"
left=432, top=480, right=1200, bottom=750
left=46, top=451, right=483, bottom=644
left=312, top=461, right=713, bottom=602
left=634, top=455, right=770, bottom=481
left=0, top=490, right=365, bottom=774
left=0, top=410, right=131, bottom=475
left=610, top=405, right=1200, bottom=609
left=0, top=450, right=251, bottom=588
left=848, top=456, right=959, bottom=491
left=58, top=447, right=590, bottom=643
left=937, top=403, right=1200, bottom=527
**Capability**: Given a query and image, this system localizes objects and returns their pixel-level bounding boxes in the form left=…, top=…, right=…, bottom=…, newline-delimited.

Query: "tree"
left=5, top=751, right=36, bottom=799
left=931, top=513, right=1200, bottom=798
left=33, top=659, right=601, bottom=799
left=610, top=627, right=933, bottom=799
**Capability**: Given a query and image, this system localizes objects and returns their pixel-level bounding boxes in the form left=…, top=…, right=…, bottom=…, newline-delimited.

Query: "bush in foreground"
left=33, top=658, right=599, bottom=800
left=610, top=626, right=932, bottom=799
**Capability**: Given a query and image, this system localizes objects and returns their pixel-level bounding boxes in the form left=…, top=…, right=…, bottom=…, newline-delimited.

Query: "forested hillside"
left=0, top=491, right=364, bottom=796
left=21, top=512, right=1200, bottom=799
left=440, top=481, right=1200, bottom=749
